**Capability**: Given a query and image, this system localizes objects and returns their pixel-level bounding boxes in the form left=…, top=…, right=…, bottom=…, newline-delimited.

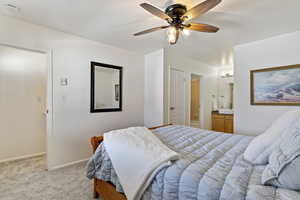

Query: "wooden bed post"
left=93, top=179, right=99, bottom=198
left=91, top=136, right=103, bottom=198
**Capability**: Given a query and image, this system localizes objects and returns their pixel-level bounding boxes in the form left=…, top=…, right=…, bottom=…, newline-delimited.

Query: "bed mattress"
left=87, top=125, right=300, bottom=200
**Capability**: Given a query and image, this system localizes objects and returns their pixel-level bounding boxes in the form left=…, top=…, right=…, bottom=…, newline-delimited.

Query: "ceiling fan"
left=133, top=0, right=221, bottom=45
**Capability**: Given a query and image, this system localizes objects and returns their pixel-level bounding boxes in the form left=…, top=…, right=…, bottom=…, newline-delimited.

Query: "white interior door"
left=170, top=68, right=185, bottom=125
left=0, top=45, right=47, bottom=162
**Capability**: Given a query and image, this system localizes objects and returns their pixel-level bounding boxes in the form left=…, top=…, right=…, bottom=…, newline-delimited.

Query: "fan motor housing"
left=165, top=4, right=187, bottom=19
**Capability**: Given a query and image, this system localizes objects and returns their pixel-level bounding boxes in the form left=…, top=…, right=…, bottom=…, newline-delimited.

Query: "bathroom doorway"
left=190, top=74, right=201, bottom=128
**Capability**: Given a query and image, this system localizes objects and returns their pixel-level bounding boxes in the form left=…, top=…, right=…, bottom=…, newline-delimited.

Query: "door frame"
left=0, top=43, right=53, bottom=170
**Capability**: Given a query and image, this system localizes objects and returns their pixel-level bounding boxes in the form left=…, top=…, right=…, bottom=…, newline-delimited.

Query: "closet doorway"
left=0, top=45, right=50, bottom=170
left=190, top=74, right=201, bottom=128
left=169, top=68, right=186, bottom=125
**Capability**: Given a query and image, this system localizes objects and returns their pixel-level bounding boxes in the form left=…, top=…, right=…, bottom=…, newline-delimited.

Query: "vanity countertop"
left=212, top=110, right=234, bottom=115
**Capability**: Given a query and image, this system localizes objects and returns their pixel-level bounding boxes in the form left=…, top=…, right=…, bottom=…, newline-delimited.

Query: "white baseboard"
left=1, top=153, right=89, bottom=171
left=0, top=152, right=46, bottom=164
left=48, top=158, right=89, bottom=171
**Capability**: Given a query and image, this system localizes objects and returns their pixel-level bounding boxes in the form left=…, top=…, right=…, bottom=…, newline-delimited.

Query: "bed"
left=87, top=125, right=300, bottom=200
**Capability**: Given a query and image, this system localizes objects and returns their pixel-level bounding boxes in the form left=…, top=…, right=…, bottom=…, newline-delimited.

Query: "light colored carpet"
left=0, top=155, right=98, bottom=200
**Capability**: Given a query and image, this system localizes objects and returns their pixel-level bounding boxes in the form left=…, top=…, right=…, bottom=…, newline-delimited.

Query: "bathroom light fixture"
left=221, top=73, right=233, bottom=78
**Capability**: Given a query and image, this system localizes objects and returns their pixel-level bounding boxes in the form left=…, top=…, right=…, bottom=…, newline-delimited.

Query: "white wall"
left=143, top=48, right=218, bottom=130
left=164, top=49, right=218, bottom=129
left=234, top=31, right=300, bottom=135
left=144, top=49, right=164, bottom=127
left=0, top=16, right=145, bottom=169
left=0, top=45, right=47, bottom=162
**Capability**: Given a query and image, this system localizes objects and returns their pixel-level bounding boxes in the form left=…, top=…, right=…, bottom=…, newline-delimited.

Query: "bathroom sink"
left=218, top=109, right=234, bottom=115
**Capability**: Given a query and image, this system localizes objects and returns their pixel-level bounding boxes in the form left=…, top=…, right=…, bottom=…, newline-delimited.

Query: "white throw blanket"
left=103, top=127, right=179, bottom=200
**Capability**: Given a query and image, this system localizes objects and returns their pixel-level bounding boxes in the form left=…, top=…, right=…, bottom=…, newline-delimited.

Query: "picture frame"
left=250, top=64, right=300, bottom=105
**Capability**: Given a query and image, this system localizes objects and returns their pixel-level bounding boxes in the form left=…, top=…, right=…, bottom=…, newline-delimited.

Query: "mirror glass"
left=218, top=73, right=234, bottom=109
left=91, top=62, right=122, bottom=112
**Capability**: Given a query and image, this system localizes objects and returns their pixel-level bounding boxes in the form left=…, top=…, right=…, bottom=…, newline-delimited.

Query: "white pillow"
left=244, top=110, right=300, bottom=165
left=262, top=118, right=300, bottom=190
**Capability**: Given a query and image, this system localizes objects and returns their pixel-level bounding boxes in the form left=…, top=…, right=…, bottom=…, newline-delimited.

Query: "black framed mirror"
left=90, top=61, right=122, bottom=113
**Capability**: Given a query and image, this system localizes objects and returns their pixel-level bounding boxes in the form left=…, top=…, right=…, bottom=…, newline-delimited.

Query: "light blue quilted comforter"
left=87, top=125, right=300, bottom=200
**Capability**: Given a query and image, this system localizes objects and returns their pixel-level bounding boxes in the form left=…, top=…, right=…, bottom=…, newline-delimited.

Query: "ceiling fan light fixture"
left=167, top=26, right=178, bottom=44
left=134, top=0, right=222, bottom=45
left=182, top=29, right=190, bottom=36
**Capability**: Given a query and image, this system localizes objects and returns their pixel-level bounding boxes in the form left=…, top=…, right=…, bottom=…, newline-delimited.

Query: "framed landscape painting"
left=251, top=64, right=300, bottom=105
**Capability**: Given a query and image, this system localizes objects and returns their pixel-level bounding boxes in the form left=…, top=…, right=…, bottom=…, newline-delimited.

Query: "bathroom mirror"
left=91, top=62, right=122, bottom=112
left=218, top=74, right=234, bottom=109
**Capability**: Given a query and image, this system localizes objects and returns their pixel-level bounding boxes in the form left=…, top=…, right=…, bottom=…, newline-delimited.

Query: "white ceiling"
left=1, top=0, right=300, bottom=66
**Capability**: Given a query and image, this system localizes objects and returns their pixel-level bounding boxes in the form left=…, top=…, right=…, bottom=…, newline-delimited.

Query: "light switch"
left=60, top=78, right=68, bottom=86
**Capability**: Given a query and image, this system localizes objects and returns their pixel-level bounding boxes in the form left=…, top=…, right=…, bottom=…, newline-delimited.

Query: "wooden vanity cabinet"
left=212, top=112, right=234, bottom=133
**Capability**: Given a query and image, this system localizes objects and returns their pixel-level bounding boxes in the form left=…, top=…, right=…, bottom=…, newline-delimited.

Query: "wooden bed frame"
left=90, top=124, right=171, bottom=200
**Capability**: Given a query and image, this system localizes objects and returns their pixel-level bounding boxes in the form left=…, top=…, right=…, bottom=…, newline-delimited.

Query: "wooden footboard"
left=91, top=135, right=126, bottom=199
left=90, top=124, right=171, bottom=200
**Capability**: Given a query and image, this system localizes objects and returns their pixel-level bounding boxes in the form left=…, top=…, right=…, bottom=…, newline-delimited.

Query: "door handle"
left=170, top=107, right=175, bottom=110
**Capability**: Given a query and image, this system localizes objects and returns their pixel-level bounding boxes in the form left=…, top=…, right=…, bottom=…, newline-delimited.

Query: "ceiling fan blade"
left=133, top=26, right=170, bottom=36
left=140, top=3, right=171, bottom=21
left=183, top=0, right=221, bottom=21
left=185, top=23, right=219, bottom=33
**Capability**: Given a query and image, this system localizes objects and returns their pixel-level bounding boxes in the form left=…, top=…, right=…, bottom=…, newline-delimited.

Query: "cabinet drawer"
left=225, top=115, right=233, bottom=120
left=212, top=114, right=225, bottom=119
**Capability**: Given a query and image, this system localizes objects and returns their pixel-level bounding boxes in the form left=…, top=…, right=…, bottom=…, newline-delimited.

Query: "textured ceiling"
left=1, top=0, right=300, bottom=66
